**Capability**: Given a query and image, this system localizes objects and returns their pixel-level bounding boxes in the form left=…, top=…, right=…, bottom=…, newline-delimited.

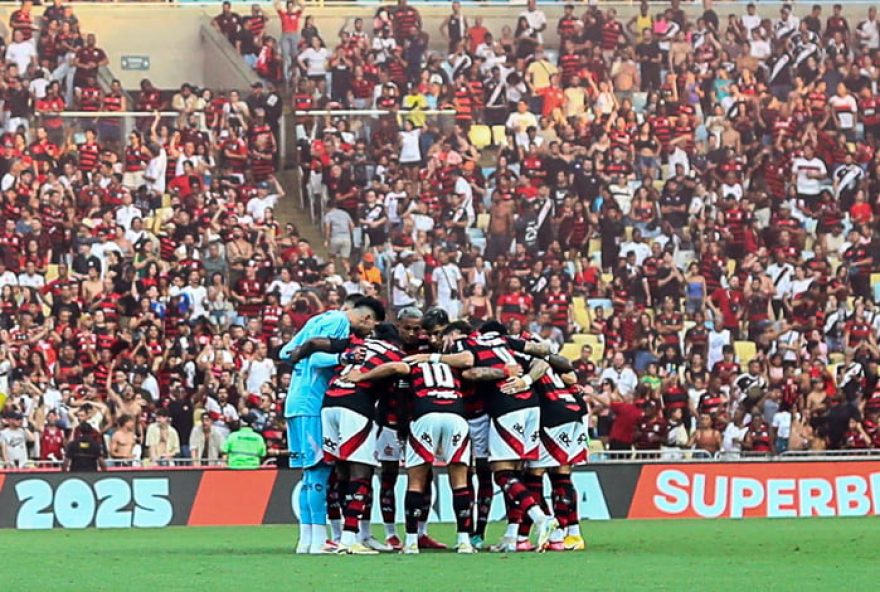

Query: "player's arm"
left=287, top=337, right=351, bottom=365
left=560, top=371, right=578, bottom=386
left=462, top=367, right=508, bottom=382
left=507, top=336, right=557, bottom=359
left=404, top=349, right=475, bottom=369
left=346, top=362, right=410, bottom=383
left=501, top=359, right=549, bottom=394
left=548, top=354, right=574, bottom=373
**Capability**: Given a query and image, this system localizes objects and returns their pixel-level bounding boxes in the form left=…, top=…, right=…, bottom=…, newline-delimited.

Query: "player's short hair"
left=373, top=322, right=401, bottom=343
left=397, top=306, right=423, bottom=322
left=353, top=296, right=385, bottom=321
left=442, top=320, right=473, bottom=337
left=479, top=320, right=508, bottom=336
left=422, top=307, right=450, bottom=331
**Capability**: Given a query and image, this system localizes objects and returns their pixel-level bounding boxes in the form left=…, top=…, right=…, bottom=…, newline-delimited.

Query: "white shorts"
left=489, top=407, right=540, bottom=463
left=467, top=414, right=490, bottom=460
left=376, top=425, right=402, bottom=462
left=320, top=406, right=379, bottom=467
left=405, top=412, right=471, bottom=469
left=529, top=421, right=589, bottom=469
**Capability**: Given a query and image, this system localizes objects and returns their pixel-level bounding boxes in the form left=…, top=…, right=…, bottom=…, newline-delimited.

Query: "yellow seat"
left=476, top=213, right=490, bottom=232
left=571, top=333, right=590, bottom=344
left=828, top=352, right=844, bottom=365
left=624, top=226, right=633, bottom=241
left=588, top=237, right=602, bottom=256
left=726, top=259, right=737, bottom=277
left=601, top=273, right=613, bottom=286
left=468, top=124, right=492, bottom=149
left=491, top=125, right=507, bottom=145
left=734, top=340, right=756, bottom=363
left=871, top=273, right=880, bottom=288
left=588, top=440, right=606, bottom=454
left=560, top=343, right=582, bottom=361
left=572, top=297, right=590, bottom=329
left=161, top=193, right=172, bottom=209
left=153, top=208, right=173, bottom=233
left=46, top=264, right=59, bottom=282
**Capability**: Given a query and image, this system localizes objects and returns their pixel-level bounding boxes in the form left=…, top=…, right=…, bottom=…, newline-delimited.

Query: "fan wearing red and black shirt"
left=708, top=275, right=745, bottom=337
left=496, top=277, right=533, bottom=326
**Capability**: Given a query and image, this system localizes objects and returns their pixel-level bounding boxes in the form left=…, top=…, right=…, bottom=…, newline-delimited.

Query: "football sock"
left=475, top=464, right=494, bottom=538
left=549, top=473, right=572, bottom=529
left=343, top=478, right=370, bottom=533
left=404, top=490, right=425, bottom=535
left=452, top=487, right=473, bottom=536
left=297, top=524, right=312, bottom=551
left=494, top=470, right=540, bottom=516
left=380, top=469, right=398, bottom=527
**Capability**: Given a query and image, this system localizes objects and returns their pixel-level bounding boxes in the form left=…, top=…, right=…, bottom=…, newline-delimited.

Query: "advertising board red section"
left=187, top=470, right=278, bottom=526
left=629, top=462, right=880, bottom=519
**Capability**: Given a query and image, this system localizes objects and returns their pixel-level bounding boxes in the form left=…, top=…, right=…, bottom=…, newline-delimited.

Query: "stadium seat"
left=46, top=264, right=59, bottom=282
left=572, top=297, right=590, bottom=329
left=468, top=124, right=492, bottom=149
left=734, top=340, right=757, bottom=363
left=560, top=343, right=582, bottom=361
left=600, top=273, right=613, bottom=286
left=588, top=298, right=613, bottom=312
left=476, top=212, right=490, bottom=232
left=829, top=352, right=844, bottom=365
left=588, top=237, right=602, bottom=255
left=491, top=125, right=507, bottom=145
left=571, top=333, right=592, bottom=345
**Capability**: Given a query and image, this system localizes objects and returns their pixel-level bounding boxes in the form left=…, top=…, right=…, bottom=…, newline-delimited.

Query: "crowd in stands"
left=4, top=0, right=880, bottom=469
left=289, top=0, right=880, bottom=458
left=0, top=0, right=292, bottom=468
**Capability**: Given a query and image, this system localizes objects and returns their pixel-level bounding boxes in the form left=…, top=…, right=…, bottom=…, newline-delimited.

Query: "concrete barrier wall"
left=4, top=2, right=873, bottom=91
left=3, top=461, right=880, bottom=529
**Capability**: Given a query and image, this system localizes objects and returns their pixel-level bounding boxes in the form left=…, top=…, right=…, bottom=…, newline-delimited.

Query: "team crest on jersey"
left=559, top=432, right=572, bottom=446
left=513, top=423, right=525, bottom=436
left=451, top=433, right=461, bottom=447
left=323, top=438, right=337, bottom=450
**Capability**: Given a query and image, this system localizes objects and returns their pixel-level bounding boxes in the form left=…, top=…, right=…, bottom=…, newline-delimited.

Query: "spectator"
left=0, top=411, right=32, bottom=467
left=190, top=413, right=226, bottom=466
left=145, top=408, right=181, bottom=466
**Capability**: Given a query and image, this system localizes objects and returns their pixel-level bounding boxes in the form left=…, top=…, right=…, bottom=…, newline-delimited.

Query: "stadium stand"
left=3, top=0, right=880, bottom=471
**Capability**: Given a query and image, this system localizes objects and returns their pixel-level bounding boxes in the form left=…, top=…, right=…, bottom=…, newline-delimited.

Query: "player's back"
left=283, top=310, right=350, bottom=418
left=465, top=332, right=537, bottom=416
left=408, top=361, right=466, bottom=419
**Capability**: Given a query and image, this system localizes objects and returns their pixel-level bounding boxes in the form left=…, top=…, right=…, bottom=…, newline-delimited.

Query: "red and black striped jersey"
left=536, top=369, right=585, bottom=427
left=463, top=332, right=535, bottom=417
left=698, top=391, right=725, bottom=415
left=77, top=142, right=101, bottom=172
left=408, top=361, right=465, bottom=420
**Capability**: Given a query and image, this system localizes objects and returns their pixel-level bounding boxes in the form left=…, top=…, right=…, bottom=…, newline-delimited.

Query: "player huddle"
left=282, top=297, right=588, bottom=555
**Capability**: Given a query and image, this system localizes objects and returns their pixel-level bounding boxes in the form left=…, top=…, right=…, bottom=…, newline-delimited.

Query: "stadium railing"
left=287, top=107, right=458, bottom=222
left=33, top=111, right=182, bottom=155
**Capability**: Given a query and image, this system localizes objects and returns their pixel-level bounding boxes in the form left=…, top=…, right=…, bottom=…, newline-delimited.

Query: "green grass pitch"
left=3, top=518, right=878, bottom=591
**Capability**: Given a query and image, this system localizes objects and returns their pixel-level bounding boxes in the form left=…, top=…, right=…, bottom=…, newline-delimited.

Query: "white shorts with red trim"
left=320, top=406, right=379, bottom=466
left=405, top=412, right=471, bottom=469
left=376, top=425, right=402, bottom=462
left=528, top=421, right=589, bottom=469
left=488, top=407, right=540, bottom=463
left=467, top=414, right=490, bottom=460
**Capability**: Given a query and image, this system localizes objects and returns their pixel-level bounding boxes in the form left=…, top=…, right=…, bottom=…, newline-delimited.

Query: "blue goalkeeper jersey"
left=281, top=310, right=351, bottom=418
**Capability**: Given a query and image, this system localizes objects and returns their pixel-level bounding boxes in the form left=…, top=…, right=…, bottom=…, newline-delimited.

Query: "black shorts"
left=596, top=415, right=613, bottom=437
